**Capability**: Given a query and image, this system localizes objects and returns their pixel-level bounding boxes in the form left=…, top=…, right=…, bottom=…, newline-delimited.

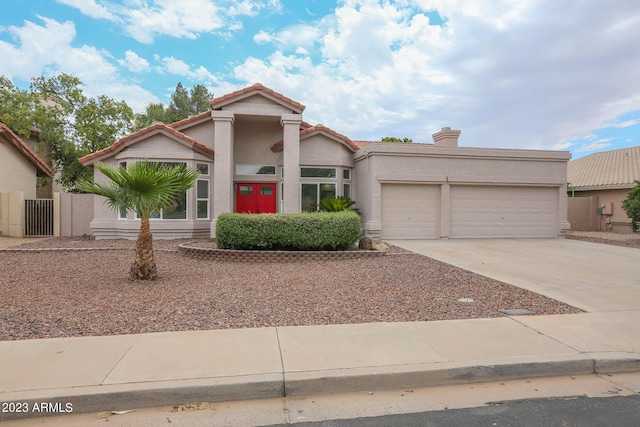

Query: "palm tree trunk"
left=130, top=217, right=158, bottom=280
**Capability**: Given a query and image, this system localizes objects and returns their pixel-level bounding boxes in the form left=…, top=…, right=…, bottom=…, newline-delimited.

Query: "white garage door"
left=381, top=184, right=440, bottom=239
left=450, top=186, right=557, bottom=238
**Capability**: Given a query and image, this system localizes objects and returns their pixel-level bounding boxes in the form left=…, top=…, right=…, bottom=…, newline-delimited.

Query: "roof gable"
left=209, top=83, right=305, bottom=114
left=271, top=124, right=359, bottom=153
left=168, top=111, right=211, bottom=131
left=78, top=123, right=213, bottom=166
left=568, top=145, right=640, bottom=189
left=0, top=122, right=53, bottom=177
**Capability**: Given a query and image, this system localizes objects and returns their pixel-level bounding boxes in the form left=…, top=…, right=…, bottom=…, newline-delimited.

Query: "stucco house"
left=1, top=122, right=54, bottom=237
left=567, top=145, right=640, bottom=232
left=79, top=83, right=571, bottom=240
left=0, top=122, right=53, bottom=198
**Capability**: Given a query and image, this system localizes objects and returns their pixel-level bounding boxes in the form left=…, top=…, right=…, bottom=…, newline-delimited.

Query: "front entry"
left=236, top=183, right=277, bottom=214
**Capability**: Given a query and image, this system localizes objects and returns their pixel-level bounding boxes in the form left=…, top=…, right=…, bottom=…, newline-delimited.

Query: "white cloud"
left=610, top=119, right=640, bottom=128
left=57, top=0, right=284, bottom=44
left=0, top=17, right=116, bottom=82
left=118, top=50, right=150, bottom=73
left=0, top=17, right=156, bottom=112
left=576, top=138, right=615, bottom=153
left=124, top=0, right=224, bottom=44
left=56, top=0, right=118, bottom=21
left=232, top=0, right=640, bottom=150
left=161, top=56, right=219, bottom=84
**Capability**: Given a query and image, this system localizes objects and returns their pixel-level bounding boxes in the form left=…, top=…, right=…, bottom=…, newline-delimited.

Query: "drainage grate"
left=499, top=308, right=537, bottom=316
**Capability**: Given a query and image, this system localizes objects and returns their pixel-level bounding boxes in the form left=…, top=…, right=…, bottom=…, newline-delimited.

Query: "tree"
left=78, top=161, right=199, bottom=280
left=0, top=73, right=134, bottom=191
left=134, top=83, right=213, bottom=130
left=622, top=180, right=640, bottom=232
left=134, top=102, right=168, bottom=130
left=381, top=136, right=413, bottom=142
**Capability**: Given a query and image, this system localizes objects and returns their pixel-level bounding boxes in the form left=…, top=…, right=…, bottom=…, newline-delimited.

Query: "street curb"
left=2, top=356, right=639, bottom=421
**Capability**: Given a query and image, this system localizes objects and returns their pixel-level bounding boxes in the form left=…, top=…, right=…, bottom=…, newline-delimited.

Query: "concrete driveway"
left=388, top=238, right=640, bottom=313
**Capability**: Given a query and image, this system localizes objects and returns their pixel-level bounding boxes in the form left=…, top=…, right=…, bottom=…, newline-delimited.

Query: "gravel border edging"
left=177, top=242, right=386, bottom=262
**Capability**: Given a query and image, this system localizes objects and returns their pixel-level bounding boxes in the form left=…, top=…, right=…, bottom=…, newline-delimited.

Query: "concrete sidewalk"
left=1, top=239, right=639, bottom=420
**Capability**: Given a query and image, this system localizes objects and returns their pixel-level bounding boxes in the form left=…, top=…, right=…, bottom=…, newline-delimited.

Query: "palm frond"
left=78, top=160, right=199, bottom=219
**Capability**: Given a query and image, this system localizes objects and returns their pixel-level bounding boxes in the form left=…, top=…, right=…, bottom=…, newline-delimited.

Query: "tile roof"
left=352, top=140, right=423, bottom=149
left=78, top=123, right=214, bottom=165
left=209, top=83, right=305, bottom=113
left=568, top=145, right=640, bottom=189
left=271, top=124, right=360, bottom=152
left=0, top=122, right=53, bottom=177
left=168, top=111, right=211, bottom=130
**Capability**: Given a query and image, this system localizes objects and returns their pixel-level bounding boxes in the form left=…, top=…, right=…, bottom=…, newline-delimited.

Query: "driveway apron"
left=387, top=238, right=640, bottom=313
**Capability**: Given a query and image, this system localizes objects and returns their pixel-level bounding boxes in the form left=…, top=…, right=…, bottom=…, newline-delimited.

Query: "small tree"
left=381, top=136, right=413, bottom=142
left=79, top=161, right=199, bottom=280
left=622, top=180, right=640, bottom=232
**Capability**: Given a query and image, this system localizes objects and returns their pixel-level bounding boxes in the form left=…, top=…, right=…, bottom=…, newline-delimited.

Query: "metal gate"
left=24, top=199, right=54, bottom=236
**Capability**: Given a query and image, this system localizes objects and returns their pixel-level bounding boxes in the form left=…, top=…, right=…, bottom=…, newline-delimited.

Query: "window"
left=197, top=179, right=209, bottom=219
left=301, top=183, right=336, bottom=212
left=197, top=163, right=209, bottom=175
left=260, top=186, right=273, bottom=196
left=135, top=162, right=188, bottom=220
left=343, top=168, right=351, bottom=199
left=162, top=191, right=187, bottom=219
left=236, top=164, right=276, bottom=175
left=301, top=167, right=336, bottom=178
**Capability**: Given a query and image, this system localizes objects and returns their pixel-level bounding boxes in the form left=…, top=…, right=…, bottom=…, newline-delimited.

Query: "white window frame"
left=300, top=167, right=337, bottom=179
left=300, top=182, right=337, bottom=212
left=236, top=164, right=277, bottom=175
left=196, top=179, right=210, bottom=220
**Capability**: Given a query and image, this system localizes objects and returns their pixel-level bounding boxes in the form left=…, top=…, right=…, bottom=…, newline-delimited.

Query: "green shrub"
left=318, top=196, right=359, bottom=213
left=216, top=211, right=361, bottom=251
left=622, top=180, right=640, bottom=232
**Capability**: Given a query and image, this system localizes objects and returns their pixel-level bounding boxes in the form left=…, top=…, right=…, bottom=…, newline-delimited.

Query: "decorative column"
left=281, top=114, right=302, bottom=213
left=211, top=110, right=235, bottom=236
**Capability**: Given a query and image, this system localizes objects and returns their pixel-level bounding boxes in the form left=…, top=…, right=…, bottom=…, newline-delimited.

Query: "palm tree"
left=79, top=161, right=199, bottom=280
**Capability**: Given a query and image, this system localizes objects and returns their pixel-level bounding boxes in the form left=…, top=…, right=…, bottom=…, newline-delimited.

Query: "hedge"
left=215, top=211, right=361, bottom=251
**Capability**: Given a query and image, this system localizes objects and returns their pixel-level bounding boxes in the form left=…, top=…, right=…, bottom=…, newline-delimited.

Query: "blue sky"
left=1, top=0, right=639, bottom=160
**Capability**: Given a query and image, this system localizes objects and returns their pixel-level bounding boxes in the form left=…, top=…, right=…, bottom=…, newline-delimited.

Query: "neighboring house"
left=567, top=146, right=640, bottom=232
left=79, top=83, right=571, bottom=240
left=0, top=122, right=53, bottom=198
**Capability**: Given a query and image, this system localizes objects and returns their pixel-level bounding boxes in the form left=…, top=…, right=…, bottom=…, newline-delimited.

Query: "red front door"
left=236, top=183, right=277, bottom=214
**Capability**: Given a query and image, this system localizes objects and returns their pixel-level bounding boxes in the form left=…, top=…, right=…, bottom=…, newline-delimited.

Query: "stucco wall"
left=178, top=120, right=214, bottom=149
left=299, top=135, right=354, bottom=167
left=0, top=141, right=38, bottom=199
left=233, top=116, right=282, bottom=167
left=113, top=134, right=211, bottom=162
left=354, top=144, right=570, bottom=238
left=221, top=94, right=293, bottom=116
left=567, top=196, right=599, bottom=231
left=60, top=192, right=95, bottom=236
left=573, top=188, right=633, bottom=233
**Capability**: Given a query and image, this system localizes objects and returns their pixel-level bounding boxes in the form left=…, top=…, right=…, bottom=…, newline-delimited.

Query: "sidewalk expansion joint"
left=99, top=334, right=141, bottom=385
left=275, top=327, right=287, bottom=397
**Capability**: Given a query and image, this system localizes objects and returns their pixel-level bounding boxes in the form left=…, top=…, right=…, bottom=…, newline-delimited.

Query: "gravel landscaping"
left=0, top=236, right=589, bottom=341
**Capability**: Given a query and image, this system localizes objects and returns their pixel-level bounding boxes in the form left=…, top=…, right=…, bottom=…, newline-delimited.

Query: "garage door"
left=381, top=184, right=440, bottom=239
left=450, top=186, right=557, bottom=238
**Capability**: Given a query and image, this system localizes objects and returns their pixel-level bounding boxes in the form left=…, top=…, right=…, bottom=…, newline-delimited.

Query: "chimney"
left=432, top=127, right=461, bottom=147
